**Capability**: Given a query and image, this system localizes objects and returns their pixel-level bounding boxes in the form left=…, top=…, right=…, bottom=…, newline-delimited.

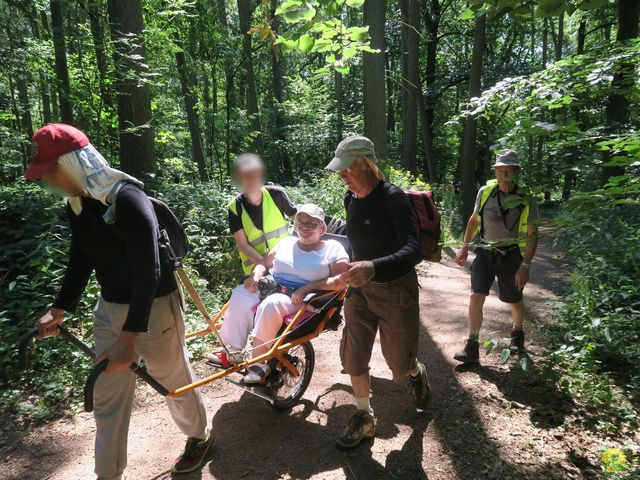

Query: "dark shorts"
left=340, top=270, right=420, bottom=383
left=471, top=247, right=523, bottom=303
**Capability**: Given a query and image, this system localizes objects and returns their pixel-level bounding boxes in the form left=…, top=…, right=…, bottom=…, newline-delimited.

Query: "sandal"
left=243, top=363, right=271, bottom=384
left=206, top=350, right=243, bottom=368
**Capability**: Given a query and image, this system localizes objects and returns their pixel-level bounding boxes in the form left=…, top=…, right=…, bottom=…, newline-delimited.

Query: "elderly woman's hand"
left=291, top=288, right=308, bottom=305
left=339, top=261, right=375, bottom=288
left=244, top=274, right=260, bottom=293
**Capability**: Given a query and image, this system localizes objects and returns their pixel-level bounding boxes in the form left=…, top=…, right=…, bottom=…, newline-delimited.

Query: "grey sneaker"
left=409, top=361, right=431, bottom=409
left=335, top=411, right=375, bottom=450
left=454, top=339, right=480, bottom=364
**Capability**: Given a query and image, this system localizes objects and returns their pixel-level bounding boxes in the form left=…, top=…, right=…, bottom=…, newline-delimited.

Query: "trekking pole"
left=18, top=326, right=169, bottom=412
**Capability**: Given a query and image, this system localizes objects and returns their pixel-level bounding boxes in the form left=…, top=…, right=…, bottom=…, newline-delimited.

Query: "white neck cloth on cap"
left=57, top=144, right=143, bottom=222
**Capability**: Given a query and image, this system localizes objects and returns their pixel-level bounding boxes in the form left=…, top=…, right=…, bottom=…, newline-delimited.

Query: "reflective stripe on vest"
left=474, top=179, right=530, bottom=254
left=228, top=187, right=290, bottom=274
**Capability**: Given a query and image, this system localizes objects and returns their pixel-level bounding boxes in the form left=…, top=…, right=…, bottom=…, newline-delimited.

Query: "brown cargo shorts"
left=340, top=270, right=420, bottom=383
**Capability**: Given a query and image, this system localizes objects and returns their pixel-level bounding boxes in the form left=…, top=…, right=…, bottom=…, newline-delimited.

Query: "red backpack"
left=405, top=189, right=442, bottom=262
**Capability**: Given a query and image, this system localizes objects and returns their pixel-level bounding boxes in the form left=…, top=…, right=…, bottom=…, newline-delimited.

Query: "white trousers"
left=93, top=291, right=207, bottom=480
left=219, top=284, right=260, bottom=350
left=253, top=293, right=300, bottom=348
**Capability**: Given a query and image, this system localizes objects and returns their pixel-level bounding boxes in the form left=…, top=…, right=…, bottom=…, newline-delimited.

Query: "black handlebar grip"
left=83, top=360, right=169, bottom=412
left=130, top=363, right=169, bottom=396
left=84, top=359, right=109, bottom=412
left=17, top=327, right=40, bottom=370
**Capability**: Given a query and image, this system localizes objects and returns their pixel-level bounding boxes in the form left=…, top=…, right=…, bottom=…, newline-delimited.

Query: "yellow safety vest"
left=228, top=187, right=290, bottom=274
left=474, top=179, right=531, bottom=254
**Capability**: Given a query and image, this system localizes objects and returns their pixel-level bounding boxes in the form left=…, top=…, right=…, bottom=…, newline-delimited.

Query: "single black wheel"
left=267, top=342, right=315, bottom=410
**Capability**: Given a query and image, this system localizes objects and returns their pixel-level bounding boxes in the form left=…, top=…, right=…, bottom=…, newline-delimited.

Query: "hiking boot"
left=409, top=361, right=431, bottom=409
left=454, top=339, right=480, bottom=364
left=171, top=429, right=214, bottom=474
left=509, top=329, right=525, bottom=352
left=335, top=411, right=375, bottom=450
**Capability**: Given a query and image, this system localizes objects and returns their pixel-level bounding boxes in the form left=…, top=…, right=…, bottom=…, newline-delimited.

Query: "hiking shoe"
left=509, top=329, right=525, bottom=351
left=409, top=361, right=431, bottom=409
left=171, top=429, right=214, bottom=474
left=454, top=339, right=480, bottom=364
left=335, top=411, right=375, bottom=450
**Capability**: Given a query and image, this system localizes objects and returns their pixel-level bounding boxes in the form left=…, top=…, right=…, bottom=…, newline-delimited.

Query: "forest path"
left=3, top=231, right=605, bottom=480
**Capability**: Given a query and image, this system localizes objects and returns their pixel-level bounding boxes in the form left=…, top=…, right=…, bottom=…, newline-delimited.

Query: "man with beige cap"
left=326, top=135, right=431, bottom=450
left=454, top=149, right=539, bottom=364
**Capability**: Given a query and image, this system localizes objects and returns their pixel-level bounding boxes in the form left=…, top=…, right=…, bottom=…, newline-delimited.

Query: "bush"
left=550, top=204, right=640, bottom=432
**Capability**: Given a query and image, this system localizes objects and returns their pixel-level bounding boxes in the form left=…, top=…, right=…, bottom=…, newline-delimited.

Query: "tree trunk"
left=50, top=0, right=73, bottom=124
left=107, top=0, right=156, bottom=180
left=554, top=12, right=564, bottom=62
left=270, top=0, right=292, bottom=176
left=399, top=0, right=420, bottom=172
left=237, top=0, right=264, bottom=155
left=29, top=6, right=52, bottom=125
left=460, top=14, right=486, bottom=222
left=216, top=0, right=234, bottom=173
left=419, top=0, right=440, bottom=182
left=385, top=51, right=395, bottom=132
left=175, top=34, right=209, bottom=181
left=602, top=0, right=640, bottom=183
left=577, top=19, right=586, bottom=54
left=362, top=0, right=388, bottom=160
left=335, top=69, right=343, bottom=142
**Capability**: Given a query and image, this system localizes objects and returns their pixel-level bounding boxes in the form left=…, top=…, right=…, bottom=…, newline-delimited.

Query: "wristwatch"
left=521, top=261, right=530, bottom=270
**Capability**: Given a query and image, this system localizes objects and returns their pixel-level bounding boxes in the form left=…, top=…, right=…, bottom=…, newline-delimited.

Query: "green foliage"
left=274, top=0, right=377, bottom=73
left=547, top=204, right=640, bottom=433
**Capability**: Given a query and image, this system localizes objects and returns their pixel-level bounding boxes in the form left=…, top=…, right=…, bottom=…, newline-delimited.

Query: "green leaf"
left=459, top=8, right=475, bottom=20
left=298, top=34, right=315, bottom=52
left=519, top=355, right=533, bottom=372
left=345, top=0, right=365, bottom=6
left=499, top=348, right=511, bottom=365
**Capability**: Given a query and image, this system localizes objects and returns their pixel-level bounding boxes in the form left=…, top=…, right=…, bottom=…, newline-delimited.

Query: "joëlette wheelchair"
left=18, top=233, right=350, bottom=411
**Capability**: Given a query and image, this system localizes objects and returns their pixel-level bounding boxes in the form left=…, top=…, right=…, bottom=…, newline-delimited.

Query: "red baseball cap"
left=25, top=123, right=89, bottom=180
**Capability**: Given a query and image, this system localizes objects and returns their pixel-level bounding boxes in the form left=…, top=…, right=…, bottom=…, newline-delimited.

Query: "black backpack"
left=148, top=197, right=189, bottom=266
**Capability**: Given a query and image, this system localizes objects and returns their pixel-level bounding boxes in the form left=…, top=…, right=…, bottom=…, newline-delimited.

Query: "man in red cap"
left=26, top=124, right=212, bottom=479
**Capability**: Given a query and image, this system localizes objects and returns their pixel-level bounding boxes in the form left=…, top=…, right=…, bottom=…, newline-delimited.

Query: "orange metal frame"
left=168, top=289, right=346, bottom=398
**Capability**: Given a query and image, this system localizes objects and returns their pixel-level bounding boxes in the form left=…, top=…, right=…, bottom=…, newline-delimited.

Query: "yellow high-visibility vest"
left=474, top=179, right=531, bottom=254
left=228, top=187, right=290, bottom=274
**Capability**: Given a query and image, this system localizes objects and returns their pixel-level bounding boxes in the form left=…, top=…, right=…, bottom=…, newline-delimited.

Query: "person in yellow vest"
left=454, top=149, right=539, bottom=364
left=207, top=153, right=295, bottom=366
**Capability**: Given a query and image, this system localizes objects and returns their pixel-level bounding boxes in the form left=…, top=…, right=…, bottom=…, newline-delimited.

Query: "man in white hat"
left=326, top=135, right=431, bottom=450
left=454, top=149, right=539, bottom=364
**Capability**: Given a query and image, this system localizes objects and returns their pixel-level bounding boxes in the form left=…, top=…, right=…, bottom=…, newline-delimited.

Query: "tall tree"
left=460, top=14, right=487, bottom=221
left=270, top=0, right=292, bottom=176
left=399, top=0, right=420, bottom=172
left=86, top=0, right=114, bottom=146
left=175, top=32, right=209, bottom=181
left=50, top=0, right=73, bottom=124
left=107, top=0, right=156, bottom=179
left=418, top=0, right=441, bottom=182
left=602, top=0, right=640, bottom=182
left=362, top=0, right=388, bottom=160
left=216, top=0, right=235, bottom=172
left=237, top=0, right=264, bottom=155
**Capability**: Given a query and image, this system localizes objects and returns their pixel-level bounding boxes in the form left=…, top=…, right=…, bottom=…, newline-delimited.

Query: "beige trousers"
left=93, top=291, right=207, bottom=480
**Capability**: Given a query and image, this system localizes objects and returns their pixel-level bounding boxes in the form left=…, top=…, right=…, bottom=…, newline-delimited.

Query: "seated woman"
left=243, top=203, right=350, bottom=383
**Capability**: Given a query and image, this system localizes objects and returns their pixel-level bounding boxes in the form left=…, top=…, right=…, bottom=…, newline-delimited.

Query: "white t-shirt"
left=271, top=236, right=349, bottom=289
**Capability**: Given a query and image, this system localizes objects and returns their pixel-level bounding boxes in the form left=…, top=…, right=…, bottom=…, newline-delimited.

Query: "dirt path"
left=2, top=233, right=606, bottom=479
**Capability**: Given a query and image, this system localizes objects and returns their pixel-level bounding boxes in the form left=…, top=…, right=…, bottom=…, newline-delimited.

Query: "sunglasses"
left=295, top=220, right=321, bottom=229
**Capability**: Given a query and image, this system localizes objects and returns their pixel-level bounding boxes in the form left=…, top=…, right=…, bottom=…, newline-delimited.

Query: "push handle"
left=83, top=360, right=169, bottom=412
left=18, top=326, right=94, bottom=370
left=17, top=327, right=40, bottom=370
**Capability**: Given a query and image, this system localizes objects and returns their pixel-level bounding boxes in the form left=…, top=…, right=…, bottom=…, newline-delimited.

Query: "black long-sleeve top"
left=345, top=181, right=421, bottom=282
left=52, top=184, right=176, bottom=332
